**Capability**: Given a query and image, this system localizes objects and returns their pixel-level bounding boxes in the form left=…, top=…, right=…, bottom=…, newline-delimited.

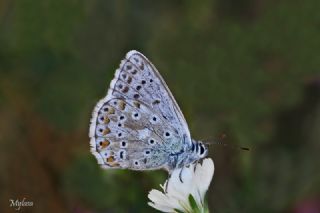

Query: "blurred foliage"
left=0, top=0, right=319, bottom=212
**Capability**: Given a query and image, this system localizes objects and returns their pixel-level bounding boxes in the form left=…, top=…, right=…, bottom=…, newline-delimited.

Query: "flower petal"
left=194, top=158, right=215, bottom=201
left=148, top=189, right=182, bottom=212
left=148, top=158, right=214, bottom=212
left=148, top=202, right=174, bottom=213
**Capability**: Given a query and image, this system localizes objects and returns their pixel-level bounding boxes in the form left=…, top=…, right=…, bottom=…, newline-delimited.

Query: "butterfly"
left=89, top=50, right=208, bottom=173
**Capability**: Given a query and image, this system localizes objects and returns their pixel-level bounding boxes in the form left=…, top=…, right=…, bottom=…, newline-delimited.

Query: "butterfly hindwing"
left=92, top=98, right=180, bottom=170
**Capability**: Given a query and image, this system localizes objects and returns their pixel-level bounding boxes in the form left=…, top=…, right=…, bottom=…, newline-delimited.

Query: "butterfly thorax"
left=166, top=139, right=208, bottom=171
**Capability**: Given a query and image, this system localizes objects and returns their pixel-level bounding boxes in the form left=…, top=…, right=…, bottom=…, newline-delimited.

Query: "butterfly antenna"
left=204, top=133, right=250, bottom=151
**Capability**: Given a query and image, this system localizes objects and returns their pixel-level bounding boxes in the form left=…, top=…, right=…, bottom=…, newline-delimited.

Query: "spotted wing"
left=89, top=50, right=191, bottom=170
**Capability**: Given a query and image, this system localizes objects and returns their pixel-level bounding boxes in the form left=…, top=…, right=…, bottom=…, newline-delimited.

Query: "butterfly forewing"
left=127, top=52, right=190, bottom=138
left=89, top=50, right=191, bottom=170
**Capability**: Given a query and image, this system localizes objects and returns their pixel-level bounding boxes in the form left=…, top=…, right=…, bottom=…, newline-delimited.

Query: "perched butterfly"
left=89, top=50, right=208, bottom=173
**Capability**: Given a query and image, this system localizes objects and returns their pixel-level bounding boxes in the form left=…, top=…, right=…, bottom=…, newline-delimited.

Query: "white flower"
left=148, top=158, right=214, bottom=213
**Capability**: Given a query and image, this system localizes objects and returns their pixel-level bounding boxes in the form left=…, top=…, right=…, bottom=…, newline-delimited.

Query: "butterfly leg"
left=179, top=167, right=184, bottom=183
left=193, top=160, right=199, bottom=173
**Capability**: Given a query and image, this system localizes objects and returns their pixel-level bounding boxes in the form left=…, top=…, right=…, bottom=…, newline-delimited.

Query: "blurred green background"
left=1, top=0, right=320, bottom=212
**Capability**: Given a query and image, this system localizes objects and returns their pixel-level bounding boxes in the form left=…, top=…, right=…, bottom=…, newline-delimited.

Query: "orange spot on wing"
left=122, top=86, right=129, bottom=93
left=133, top=101, right=140, bottom=108
left=104, top=116, right=110, bottom=124
left=100, top=140, right=110, bottom=149
left=118, top=100, right=126, bottom=110
left=127, top=77, right=132, bottom=84
left=103, top=127, right=111, bottom=135
left=106, top=156, right=120, bottom=167
left=107, top=107, right=115, bottom=114
left=107, top=156, right=114, bottom=163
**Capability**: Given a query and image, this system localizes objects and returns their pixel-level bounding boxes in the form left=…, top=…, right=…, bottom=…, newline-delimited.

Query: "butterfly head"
left=191, top=139, right=208, bottom=160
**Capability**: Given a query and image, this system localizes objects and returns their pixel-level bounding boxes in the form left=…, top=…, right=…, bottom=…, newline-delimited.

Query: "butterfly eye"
left=200, top=144, right=205, bottom=155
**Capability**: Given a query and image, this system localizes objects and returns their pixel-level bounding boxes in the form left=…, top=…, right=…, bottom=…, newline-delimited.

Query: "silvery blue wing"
left=89, top=50, right=208, bottom=172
